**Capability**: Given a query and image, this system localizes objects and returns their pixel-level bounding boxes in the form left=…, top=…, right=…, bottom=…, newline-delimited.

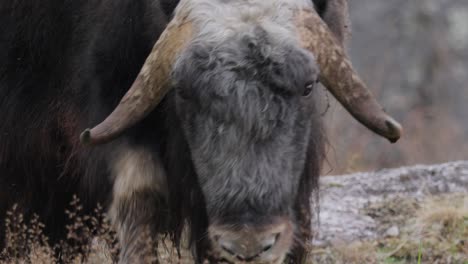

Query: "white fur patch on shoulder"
left=111, top=144, right=167, bottom=199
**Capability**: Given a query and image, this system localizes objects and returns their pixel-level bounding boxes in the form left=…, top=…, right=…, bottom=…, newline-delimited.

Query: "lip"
left=215, top=256, right=281, bottom=264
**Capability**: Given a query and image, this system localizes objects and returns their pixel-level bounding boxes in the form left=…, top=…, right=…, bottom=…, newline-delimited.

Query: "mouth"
left=214, top=256, right=282, bottom=264
left=208, top=218, right=293, bottom=264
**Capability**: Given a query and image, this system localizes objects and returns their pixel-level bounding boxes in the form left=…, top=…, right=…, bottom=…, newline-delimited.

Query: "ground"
left=310, top=193, right=468, bottom=264
left=312, top=161, right=468, bottom=264
left=1, top=162, right=467, bottom=263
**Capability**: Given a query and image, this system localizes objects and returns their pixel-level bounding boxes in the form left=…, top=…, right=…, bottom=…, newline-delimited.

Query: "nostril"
left=262, top=244, right=273, bottom=252
left=218, top=238, right=239, bottom=257
left=221, top=244, right=236, bottom=256
left=262, top=232, right=280, bottom=252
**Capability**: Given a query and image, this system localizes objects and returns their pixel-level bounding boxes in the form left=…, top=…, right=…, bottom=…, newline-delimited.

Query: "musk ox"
left=0, top=0, right=401, bottom=263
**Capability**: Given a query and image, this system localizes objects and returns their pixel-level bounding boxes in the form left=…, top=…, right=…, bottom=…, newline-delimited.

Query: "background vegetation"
left=324, top=0, right=468, bottom=174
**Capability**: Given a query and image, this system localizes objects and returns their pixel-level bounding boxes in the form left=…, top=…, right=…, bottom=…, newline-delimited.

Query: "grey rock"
left=385, top=226, right=400, bottom=237
left=313, top=161, right=468, bottom=245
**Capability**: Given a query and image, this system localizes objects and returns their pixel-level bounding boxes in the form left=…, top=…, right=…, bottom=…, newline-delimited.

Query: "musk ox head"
left=80, top=0, right=402, bottom=262
left=173, top=22, right=319, bottom=263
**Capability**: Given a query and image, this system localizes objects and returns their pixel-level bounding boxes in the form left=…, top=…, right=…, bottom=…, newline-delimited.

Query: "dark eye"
left=303, top=80, right=317, bottom=96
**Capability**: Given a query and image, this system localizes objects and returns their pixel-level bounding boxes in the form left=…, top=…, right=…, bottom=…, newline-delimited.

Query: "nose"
left=216, top=233, right=279, bottom=261
left=209, top=220, right=293, bottom=263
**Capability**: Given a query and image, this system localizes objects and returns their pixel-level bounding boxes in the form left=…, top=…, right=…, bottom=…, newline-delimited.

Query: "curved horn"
left=295, top=8, right=402, bottom=143
left=80, top=15, right=193, bottom=145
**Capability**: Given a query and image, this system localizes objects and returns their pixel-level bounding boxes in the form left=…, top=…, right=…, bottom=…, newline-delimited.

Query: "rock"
left=313, top=161, right=468, bottom=245
left=385, top=226, right=400, bottom=237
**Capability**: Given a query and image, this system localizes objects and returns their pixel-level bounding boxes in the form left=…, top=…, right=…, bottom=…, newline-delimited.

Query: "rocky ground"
left=316, top=161, right=468, bottom=245
left=312, top=161, right=468, bottom=263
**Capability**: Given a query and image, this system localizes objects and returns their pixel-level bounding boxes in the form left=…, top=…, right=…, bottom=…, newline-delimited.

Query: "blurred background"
left=322, top=0, right=468, bottom=175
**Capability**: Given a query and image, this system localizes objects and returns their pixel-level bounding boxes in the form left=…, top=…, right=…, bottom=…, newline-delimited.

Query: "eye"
left=303, top=80, right=318, bottom=97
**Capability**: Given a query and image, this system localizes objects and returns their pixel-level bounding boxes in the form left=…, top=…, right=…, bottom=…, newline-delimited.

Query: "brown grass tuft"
left=0, top=196, right=119, bottom=264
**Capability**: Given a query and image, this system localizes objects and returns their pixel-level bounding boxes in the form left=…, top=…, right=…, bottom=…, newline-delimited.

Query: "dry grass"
left=308, top=194, right=468, bottom=264
left=0, top=196, right=118, bottom=264
left=1, top=194, right=467, bottom=263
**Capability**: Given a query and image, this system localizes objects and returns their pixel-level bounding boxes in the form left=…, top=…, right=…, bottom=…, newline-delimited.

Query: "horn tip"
left=385, top=118, right=403, bottom=143
left=80, top=129, right=92, bottom=145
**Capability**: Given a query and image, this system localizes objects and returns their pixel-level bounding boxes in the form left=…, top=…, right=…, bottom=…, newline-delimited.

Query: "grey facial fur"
left=173, top=25, right=320, bottom=224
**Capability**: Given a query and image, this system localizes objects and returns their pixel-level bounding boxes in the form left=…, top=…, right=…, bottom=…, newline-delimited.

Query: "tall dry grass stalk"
left=0, top=196, right=119, bottom=264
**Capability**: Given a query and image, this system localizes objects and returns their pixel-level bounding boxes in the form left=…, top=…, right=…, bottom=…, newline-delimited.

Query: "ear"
left=313, top=0, right=351, bottom=48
